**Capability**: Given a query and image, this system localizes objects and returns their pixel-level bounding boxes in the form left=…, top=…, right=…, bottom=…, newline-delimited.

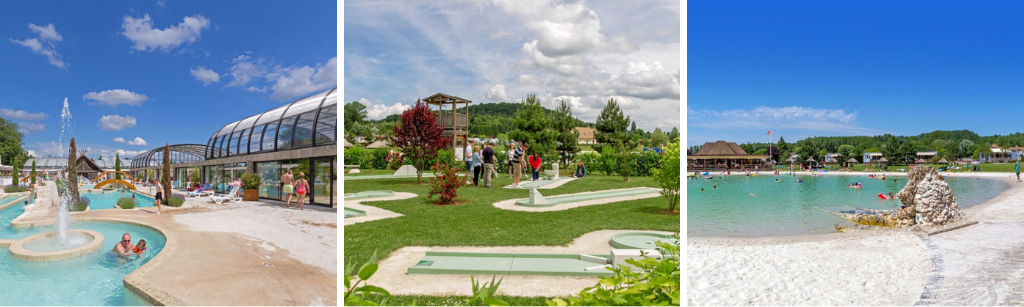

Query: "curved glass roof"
left=206, top=88, right=337, bottom=159
left=130, top=144, right=211, bottom=169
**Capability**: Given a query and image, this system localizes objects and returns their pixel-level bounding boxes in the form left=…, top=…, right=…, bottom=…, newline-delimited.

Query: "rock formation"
left=832, top=166, right=963, bottom=228
left=891, top=166, right=962, bottom=227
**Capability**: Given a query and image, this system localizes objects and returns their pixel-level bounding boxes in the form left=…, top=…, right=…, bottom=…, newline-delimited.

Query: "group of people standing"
left=462, top=139, right=587, bottom=189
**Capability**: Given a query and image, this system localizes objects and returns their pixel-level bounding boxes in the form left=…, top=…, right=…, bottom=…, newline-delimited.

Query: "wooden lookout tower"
left=423, top=93, right=472, bottom=150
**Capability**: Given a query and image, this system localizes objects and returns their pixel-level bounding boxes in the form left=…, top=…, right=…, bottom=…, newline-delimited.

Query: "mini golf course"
left=505, top=177, right=575, bottom=189
left=609, top=232, right=677, bottom=249
left=407, top=251, right=615, bottom=277
left=344, top=173, right=435, bottom=180
left=343, top=190, right=395, bottom=200
left=514, top=187, right=661, bottom=207
left=344, top=207, right=367, bottom=218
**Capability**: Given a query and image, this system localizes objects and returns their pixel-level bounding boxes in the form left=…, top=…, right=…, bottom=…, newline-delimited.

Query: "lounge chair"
left=187, top=184, right=214, bottom=197
left=209, top=186, right=242, bottom=204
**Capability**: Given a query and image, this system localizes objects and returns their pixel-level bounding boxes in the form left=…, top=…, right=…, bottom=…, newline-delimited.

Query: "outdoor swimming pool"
left=0, top=199, right=164, bottom=305
left=82, top=191, right=156, bottom=209
left=687, top=174, right=1011, bottom=237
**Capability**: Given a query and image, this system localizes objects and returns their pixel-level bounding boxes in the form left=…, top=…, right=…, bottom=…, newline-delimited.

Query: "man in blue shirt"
left=1016, top=160, right=1020, bottom=183
left=482, top=142, right=495, bottom=188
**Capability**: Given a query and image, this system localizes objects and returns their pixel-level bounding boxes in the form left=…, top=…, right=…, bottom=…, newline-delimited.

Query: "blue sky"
left=0, top=1, right=336, bottom=160
left=688, top=1, right=1024, bottom=146
left=344, top=0, right=680, bottom=131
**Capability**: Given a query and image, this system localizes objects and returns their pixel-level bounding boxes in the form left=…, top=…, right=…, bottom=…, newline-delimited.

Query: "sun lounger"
left=209, top=186, right=242, bottom=204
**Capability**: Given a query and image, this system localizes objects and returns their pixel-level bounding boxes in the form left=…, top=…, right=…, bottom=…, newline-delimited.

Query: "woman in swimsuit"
left=295, top=173, right=309, bottom=211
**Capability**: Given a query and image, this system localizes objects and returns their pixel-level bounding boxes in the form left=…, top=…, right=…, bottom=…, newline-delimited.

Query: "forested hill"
left=378, top=102, right=594, bottom=126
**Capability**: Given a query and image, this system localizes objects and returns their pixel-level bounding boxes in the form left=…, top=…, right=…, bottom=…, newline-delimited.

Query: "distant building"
left=687, top=140, right=770, bottom=170
left=824, top=153, right=840, bottom=163
left=916, top=151, right=937, bottom=161
left=574, top=127, right=596, bottom=144
left=863, top=152, right=883, bottom=163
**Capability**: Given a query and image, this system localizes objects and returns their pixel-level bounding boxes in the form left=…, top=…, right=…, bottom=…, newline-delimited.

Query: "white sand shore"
left=688, top=172, right=1024, bottom=305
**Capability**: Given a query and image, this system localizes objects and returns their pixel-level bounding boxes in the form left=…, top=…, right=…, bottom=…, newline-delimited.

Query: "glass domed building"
left=128, top=88, right=338, bottom=207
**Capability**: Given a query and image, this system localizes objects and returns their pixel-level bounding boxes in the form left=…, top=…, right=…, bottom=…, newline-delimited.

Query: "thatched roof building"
left=687, top=140, right=770, bottom=170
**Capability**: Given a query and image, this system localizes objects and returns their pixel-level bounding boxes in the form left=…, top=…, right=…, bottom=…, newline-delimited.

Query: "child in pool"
left=133, top=239, right=147, bottom=254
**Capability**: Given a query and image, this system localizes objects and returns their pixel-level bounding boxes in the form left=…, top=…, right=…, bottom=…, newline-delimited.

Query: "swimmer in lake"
left=888, top=192, right=895, bottom=200
left=749, top=193, right=756, bottom=196
left=713, top=185, right=717, bottom=189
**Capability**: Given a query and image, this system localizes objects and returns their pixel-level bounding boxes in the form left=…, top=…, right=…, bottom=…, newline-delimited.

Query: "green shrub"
left=600, top=146, right=618, bottom=176
left=345, top=147, right=366, bottom=167
left=345, top=251, right=391, bottom=306
left=575, top=152, right=603, bottom=174
left=70, top=196, right=90, bottom=211
left=241, top=172, right=261, bottom=189
left=3, top=186, right=27, bottom=193
left=167, top=194, right=185, bottom=207
left=117, top=197, right=138, bottom=209
left=430, top=149, right=457, bottom=171
left=547, top=235, right=680, bottom=306
left=364, top=148, right=389, bottom=170
left=652, top=142, right=680, bottom=212
left=629, top=150, right=662, bottom=177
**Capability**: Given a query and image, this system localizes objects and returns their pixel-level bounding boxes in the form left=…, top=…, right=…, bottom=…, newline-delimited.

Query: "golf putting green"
left=343, top=173, right=435, bottom=180
left=344, top=207, right=367, bottom=218
left=515, top=187, right=660, bottom=207
left=408, top=251, right=614, bottom=277
left=609, top=232, right=677, bottom=249
left=343, top=190, right=395, bottom=200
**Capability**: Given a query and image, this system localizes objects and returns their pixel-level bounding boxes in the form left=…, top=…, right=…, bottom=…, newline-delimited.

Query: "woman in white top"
left=154, top=180, right=163, bottom=215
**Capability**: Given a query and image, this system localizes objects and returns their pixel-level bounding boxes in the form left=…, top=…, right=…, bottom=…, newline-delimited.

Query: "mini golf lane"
left=609, top=232, right=677, bottom=249
left=343, top=190, right=395, bottom=200
left=515, top=187, right=661, bottom=207
left=504, top=177, right=576, bottom=189
left=344, top=207, right=366, bottom=218
left=408, top=251, right=613, bottom=277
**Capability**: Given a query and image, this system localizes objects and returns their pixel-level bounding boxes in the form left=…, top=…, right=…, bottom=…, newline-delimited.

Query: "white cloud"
left=113, top=137, right=126, bottom=143
left=189, top=66, right=220, bottom=85
left=268, top=57, right=338, bottom=101
left=245, top=86, right=268, bottom=93
left=516, top=74, right=543, bottom=86
left=689, top=106, right=871, bottom=134
left=17, top=122, right=46, bottom=134
left=98, top=115, right=137, bottom=131
left=485, top=84, right=509, bottom=102
left=121, top=14, right=211, bottom=51
left=157, top=0, right=165, bottom=7
left=360, top=98, right=411, bottom=120
left=0, top=109, right=48, bottom=121
left=26, top=150, right=37, bottom=157
left=489, top=0, right=632, bottom=57
left=489, top=30, right=513, bottom=39
left=9, top=23, right=68, bottom=69
left=83, top=89, right=149, bottom=107
left=225, top=55, right=265, bottom=87
left=127, top=137, right=148, bottom=146
left=606, top=60, right=679, bottom=100
left=516, top=40, right=588, bottom=76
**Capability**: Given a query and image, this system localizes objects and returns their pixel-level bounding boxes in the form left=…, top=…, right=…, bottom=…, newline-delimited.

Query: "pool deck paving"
left=368, top=229, right=676, bottom=297
left=11, top=188, right=337, bottom=306
left=343, top=192, right=417, bottom=226
left=492, top=187, right=663, bottom=212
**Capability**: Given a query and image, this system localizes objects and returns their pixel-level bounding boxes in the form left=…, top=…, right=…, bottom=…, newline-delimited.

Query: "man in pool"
left=111, top=233, right=134, bottom=256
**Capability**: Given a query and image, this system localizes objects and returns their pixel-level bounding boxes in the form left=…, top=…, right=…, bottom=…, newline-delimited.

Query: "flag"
left=767, top=130, right=771, bottom=135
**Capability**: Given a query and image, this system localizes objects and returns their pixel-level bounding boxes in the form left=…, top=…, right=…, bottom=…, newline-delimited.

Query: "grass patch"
left=344, top=174, right=680, bottom=268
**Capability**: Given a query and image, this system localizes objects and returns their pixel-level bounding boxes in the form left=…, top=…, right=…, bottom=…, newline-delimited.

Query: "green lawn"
left=343, top=173, right=679, bottom=278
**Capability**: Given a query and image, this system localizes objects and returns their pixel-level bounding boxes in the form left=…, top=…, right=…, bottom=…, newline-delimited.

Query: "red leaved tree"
left=391, top=99, right=450, bottom=184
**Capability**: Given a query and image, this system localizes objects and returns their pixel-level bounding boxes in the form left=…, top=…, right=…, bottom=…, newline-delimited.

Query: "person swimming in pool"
left=888, top=192, right=895, bottom=200
left=133, top=239, right=147, bottom=254
left=111, top=233, right=134, bottom=257
left=797, top=178, right=803, bottom=183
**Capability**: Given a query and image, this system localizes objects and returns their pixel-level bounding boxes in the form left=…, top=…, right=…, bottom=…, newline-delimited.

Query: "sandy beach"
left=688, top=172, right=1024, bottom=305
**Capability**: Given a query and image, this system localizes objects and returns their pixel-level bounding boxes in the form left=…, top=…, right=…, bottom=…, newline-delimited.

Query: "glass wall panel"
left=256, top=162, right=281, bottom=199
left=236, top=129, right=250, bottom=155
left=227, top=131, right=241, bottom=156
left=313, top=157, right=333, bottom=206
left=281, top=159, right=306, bottom=202
left=314, top=104, right=337, bottom=145
left=277, top=116, right=298, bottom=150
left=250, top=124, right=266, bottom=153
left=262, top=123, right=278, bottom=152
left=293, top=111, right=316, bottom=148
left=220, top=134, right=232, bottom=157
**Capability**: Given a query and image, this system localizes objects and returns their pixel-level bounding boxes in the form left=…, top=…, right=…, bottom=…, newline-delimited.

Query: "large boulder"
left=892, top=166, right=962, bottom=227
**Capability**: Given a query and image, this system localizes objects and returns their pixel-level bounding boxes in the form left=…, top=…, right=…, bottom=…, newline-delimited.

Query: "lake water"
left=687, top=174, right=1010, bottom=237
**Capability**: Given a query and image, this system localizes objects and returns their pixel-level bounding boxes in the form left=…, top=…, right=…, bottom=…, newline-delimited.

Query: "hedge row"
left=345, top=146, right=663, bottom=176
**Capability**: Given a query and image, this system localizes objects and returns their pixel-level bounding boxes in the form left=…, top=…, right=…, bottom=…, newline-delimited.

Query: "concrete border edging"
left=8, top=230, right=104, bottom=261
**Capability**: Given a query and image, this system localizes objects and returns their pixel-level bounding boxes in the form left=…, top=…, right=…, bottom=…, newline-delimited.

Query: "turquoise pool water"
left=687, top=174, right=1011, bottom=237
left=0, top=200, right=164, bottom=305
left=82, top=191, right=155, bottom=209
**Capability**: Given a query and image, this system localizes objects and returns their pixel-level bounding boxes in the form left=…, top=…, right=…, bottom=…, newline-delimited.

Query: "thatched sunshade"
left=937, top=158, right=949, bottom=164
left=915, top=159, right=927, bottom=164
left=344, top=139, right=354, bottom=148
left=365, top=140, right=390, bottom=149
left=877, top=157, right=888, bottom=163
left=847, top=158, right=858, bottom=163
left=805, top=157, right=816, bottom=162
